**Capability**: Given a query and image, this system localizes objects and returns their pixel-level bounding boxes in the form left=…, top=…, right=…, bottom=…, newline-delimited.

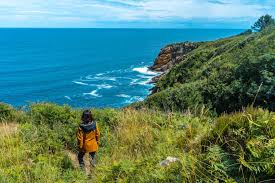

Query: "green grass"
left=0, top=102, right=274, bottom=182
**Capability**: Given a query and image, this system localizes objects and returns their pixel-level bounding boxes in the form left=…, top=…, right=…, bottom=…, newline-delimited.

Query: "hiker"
left=77, top=110, right=100, bottom=170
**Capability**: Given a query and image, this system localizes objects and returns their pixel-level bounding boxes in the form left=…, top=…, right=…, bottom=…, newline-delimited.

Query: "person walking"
left=77, top=110, right=100, bottom=170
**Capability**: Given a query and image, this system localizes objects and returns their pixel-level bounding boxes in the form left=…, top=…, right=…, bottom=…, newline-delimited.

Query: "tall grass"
left=0, top=103, right=274, bottom=182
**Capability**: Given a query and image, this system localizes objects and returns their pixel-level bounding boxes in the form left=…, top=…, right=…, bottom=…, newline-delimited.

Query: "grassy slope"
left=0, top=103, right=274, bottom=182
left=138, top=26, right=275, bottom=113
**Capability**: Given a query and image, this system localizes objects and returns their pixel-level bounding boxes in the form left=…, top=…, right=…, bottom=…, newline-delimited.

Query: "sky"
left=0, top=0, right=274, bottom=28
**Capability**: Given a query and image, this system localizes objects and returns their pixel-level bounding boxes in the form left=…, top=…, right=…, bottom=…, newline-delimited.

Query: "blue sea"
left=0, top=29, right=243, bottom=108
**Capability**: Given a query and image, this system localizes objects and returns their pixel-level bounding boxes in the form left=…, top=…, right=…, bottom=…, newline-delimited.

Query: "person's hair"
left=81, top=110, right=93, bottom=123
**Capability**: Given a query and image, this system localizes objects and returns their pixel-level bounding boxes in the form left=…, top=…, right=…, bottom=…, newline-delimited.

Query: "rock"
left=159, top=156, right=181, bottom=167
left=149, top=42, right=201, bottom=73
left=148, top=74, right=163, bottom=84
left=148, top=42, right=202, bottom=92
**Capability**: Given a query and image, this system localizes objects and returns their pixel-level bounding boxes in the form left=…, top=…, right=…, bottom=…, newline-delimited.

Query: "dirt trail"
left=66, top=150, right=94, bottom=175
left=0, top=123, right=18, bottom=137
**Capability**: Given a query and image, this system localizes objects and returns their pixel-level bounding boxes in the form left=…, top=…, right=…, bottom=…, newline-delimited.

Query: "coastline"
left=0, top=29, right=246, bottom=108
left=148, top=41, right=202, bottom=94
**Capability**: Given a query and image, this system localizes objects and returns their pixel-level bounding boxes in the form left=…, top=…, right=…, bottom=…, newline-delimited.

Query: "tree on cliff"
left=251, top=14, right=274, bottom=32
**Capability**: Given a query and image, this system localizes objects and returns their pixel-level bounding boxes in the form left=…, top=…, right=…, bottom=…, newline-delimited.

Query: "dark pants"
left=78, top=151, right=96, bottom=168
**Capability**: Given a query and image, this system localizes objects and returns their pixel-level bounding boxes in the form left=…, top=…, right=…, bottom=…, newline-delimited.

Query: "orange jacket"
left=77, top=121, right=100, bottom=153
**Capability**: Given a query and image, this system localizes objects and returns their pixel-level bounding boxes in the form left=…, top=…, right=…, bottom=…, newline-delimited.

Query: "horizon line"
left=0, top=27, right=247, bottom=30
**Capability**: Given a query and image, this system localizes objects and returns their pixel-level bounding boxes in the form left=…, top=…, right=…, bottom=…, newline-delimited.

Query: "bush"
left=0, top=102, right=15, bottom=121
left=143, top=82, right=207, bottom=112
left=29, top=103, right=80, bottom=127
left=205, top=107, right=275, bottom=181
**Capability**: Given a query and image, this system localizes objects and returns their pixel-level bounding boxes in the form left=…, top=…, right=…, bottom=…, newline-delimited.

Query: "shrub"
left=205, top=107, right=275, bottom=181
left=0, top=102, right=15, bottom=121
left=29, top=103, right=79, bottom=127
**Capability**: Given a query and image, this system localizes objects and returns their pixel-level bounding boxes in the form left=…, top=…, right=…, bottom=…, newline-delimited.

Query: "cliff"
left=149, top=42, right=201, bottom=85
left=142, top=25, right=275, bottom=113
left=149, top=42, right=201, bottom=72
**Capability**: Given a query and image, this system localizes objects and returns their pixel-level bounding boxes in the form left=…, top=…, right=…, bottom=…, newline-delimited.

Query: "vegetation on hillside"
left=252, top=14, right=275, bottom=32
left=0, top=102, right=274, bottom=182
left=136, top=17, right=275, bottom=114
left=0, top=15, right=274, bottom=183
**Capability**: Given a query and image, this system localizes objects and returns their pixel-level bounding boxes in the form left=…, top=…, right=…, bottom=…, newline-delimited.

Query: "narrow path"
left=66, top=150, right=94, bottom=175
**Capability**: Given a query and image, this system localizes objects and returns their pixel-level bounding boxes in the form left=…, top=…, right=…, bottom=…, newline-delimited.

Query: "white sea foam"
left=116, top=94, right=131, bottom=98
left=85, top=75, right=116, bottom=81
left=64, top=96, right=72, bottom=100
left=138, top=80, right=150, bottom=85
left=116, top=76, right=134, bottom=80
left=83, top=90, right=102, bottom=97
left=98, top=77, right=116, bottom=81
left=72, top=81, right=89, bottom=86
left=130, top=78, right=139, bottom=85
left=130, top=78, right=153, bottom=86
left=96, top=73, right=104, bottom=76
left=133, top=67, right=158, bottom=76
left=85, top=75, right=95, bottom=80
left=97, top=84, right=113, bottom=89
left=124, top=96, right=144, bottom=104
left=137, top=74, right=152, bottom=79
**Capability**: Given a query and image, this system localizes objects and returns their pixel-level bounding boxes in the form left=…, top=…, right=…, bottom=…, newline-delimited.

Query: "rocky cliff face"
left=149, top=42, right=201, bottom=72
left=149, top=42, right=201, bottom=84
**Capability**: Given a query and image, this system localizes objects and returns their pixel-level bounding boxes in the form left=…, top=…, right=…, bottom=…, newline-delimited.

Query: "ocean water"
left=0, top=29, right=243, bottom=108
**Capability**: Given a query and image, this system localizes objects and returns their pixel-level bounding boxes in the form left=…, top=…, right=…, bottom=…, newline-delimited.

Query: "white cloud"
left=0, top=0, right=274, bottom=27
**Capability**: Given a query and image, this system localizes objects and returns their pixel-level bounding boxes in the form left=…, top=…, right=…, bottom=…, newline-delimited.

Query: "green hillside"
left=137, top=25, right=275, bottom=114
left=0, top=103, right=274, bottom=182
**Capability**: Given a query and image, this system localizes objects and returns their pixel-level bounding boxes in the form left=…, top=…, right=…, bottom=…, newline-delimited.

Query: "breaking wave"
left=83, top=90, right=102, bottom=97
left=132, top=67, right=158, bottom=76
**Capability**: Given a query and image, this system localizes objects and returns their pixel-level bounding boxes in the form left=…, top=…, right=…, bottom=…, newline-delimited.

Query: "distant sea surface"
left=0, top=28, right=243, bottom=108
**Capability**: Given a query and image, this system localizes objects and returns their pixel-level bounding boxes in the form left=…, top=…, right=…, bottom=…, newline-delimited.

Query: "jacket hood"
left=80, top=121, right=96, bottom=133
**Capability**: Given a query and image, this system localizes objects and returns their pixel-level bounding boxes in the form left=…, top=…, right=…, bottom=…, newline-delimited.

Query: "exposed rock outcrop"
left=159, top=156, right=181, bottom=167
left=148, top=42, right=201, bottom=86
left=149, top=42, right=201, bottom=73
